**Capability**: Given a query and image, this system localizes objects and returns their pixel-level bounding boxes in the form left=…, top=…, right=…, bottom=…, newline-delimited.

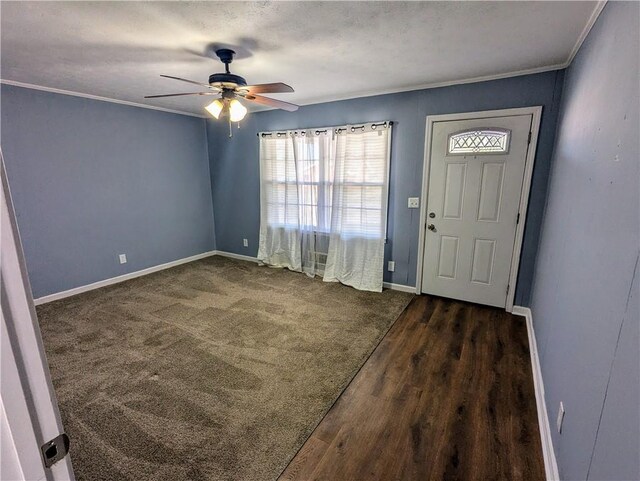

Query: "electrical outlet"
left=557, top=402, right=565, bottom=433
left=388, top=261, right=395, bottom=272
left=118, top=254, right=127, bottom=264
left=408, top=197, right=420, bottom=209
left=243, top=238, right=248, bottom=247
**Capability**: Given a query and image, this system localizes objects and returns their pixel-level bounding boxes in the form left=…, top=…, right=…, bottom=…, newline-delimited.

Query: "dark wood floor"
left=278, top=295, right=545, bottom=481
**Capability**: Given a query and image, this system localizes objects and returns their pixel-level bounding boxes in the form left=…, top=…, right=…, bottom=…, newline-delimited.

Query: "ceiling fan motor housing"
left=209, top=48, right=246, bottom=88
left=146, top=46, right=297, bottom=112
left=208, top=72, right=247, bottom=87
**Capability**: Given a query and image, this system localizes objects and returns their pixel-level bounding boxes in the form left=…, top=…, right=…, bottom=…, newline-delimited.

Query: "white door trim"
left=1, top=153, right=75, bottom=480
left=415, top=106, right=542, bottom=312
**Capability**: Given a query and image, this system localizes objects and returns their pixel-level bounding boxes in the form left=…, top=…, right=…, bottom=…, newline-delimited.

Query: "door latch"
left=41, top=433, right=70, bottom=468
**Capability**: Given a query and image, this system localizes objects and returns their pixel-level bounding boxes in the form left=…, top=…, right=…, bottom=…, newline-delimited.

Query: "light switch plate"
left=243, top=238, right=249, bottom=247
left=557, top=402, right=565, bottom=433
left=408, top=197, right=420, bottom=209
left=119, top=254, right=127, bottom=264
left=388, top=261, right=395, bottom=272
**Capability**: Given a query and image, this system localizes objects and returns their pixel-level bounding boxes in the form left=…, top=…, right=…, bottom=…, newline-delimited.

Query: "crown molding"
left=298, top=1, right=607, bottom=108
left=2, top=2, right=605, bottom=119
left=0, top=79, right=207, bottom=118
left=295, top=63, right=567, bottom=108
left=2, top=64, right=567, bottom=119
left=249, top=0, right=607, bottom=112
left=565, top=1, right=607, bottom=67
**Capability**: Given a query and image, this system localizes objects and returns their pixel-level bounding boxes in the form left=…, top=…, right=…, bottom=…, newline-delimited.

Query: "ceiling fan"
left=145, top=48, right=298, bottom=129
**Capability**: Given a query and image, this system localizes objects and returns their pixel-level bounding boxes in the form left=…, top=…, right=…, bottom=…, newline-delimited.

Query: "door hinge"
left=507, top=284, right=510, bottom=295
left=516, top=212, right=520, bottom=224
left=527, top=131, right=532, bottom=144
left=41, top=433, right=70, bottom=468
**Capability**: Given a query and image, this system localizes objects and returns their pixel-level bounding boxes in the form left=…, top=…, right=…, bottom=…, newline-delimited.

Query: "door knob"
left=427, top=224, right=436, bottom=231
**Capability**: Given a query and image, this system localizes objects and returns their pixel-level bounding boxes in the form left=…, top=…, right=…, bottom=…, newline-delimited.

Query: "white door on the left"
left=1, top=153, right=75, bottom=480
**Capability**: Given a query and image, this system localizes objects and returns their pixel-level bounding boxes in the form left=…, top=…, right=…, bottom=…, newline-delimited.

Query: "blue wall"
left=530, top=3, right=639, bottom=480
left=207, top=71, right=564, bottom=306
left=1, top=85, right=215, bottom=298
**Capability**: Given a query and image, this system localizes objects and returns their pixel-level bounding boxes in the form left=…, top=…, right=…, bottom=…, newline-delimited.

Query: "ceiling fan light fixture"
left=229, top=99, right=247, bottom=122
left=147, top=49, right=298, bottom=124
left=205, top=98, right=224, bottom=119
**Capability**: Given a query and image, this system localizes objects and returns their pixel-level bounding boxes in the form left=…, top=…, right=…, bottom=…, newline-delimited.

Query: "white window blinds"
left=332, top=125, right=390, bottom=239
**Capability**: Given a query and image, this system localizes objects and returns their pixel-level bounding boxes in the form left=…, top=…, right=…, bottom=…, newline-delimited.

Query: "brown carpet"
left=36, top=256, right=412, bottom=481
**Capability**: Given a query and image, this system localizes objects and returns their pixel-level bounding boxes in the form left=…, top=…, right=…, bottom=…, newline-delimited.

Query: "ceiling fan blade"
left=238, top=82, right=294, bottom=94
left=144, top=92, right=218, bottom=99
left=244, top=94, right=299, bottom=112
left=160, top=74, right=219, bottom=90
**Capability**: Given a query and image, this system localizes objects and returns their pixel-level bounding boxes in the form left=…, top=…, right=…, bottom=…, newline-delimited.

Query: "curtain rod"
left=257, top=121, right=393, bottom=137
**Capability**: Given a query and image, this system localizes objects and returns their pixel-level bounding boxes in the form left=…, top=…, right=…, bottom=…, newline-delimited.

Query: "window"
left=447, top=128, right=510, bottom=155
left=259, top=124, right=391, bottom=239
left=333, top=128, right=389, bottom=238
left=258, top=122, right=392, bottom=291
left=260, top=135, right=299, bottom=229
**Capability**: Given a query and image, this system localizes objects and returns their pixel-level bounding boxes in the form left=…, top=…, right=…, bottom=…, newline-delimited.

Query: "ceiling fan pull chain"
left=229, top=118, right=233, bottom=138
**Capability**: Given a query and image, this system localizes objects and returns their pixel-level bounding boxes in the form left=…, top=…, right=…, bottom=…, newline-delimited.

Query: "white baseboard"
left=33, top=250, right=417, bottom=305
left=382, top=281, right=416, bottom=293
left=212, top=250, right=260, bottom=263
left=214, top=251, right=416, bottom=294
left=214, top=250, right=416, bottom=294
left=512, top=306, right=559, bottom=481
left=33, top=251, right=217, bottom=305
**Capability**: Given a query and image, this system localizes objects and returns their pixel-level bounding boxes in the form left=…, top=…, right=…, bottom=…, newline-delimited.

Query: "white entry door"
left=421, top=114, right=533, bottom=307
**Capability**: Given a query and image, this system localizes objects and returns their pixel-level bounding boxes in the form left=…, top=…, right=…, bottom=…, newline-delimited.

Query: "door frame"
left=1, top=152, right=75, bottom=480
left=415, top=106, right=542, bottom=312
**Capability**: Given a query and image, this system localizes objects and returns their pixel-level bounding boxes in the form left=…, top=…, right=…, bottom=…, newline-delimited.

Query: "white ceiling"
left=1, top=1, right=602, bottom=116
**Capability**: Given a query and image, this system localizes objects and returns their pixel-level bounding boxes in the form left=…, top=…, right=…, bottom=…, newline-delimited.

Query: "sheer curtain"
left=293, top=130, right=332, bottom=278
left=324, top=125, right=391, bottom=291
left=257, top=134, right=302, bottom=270
left=257, top=122, right=392, bottom=292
